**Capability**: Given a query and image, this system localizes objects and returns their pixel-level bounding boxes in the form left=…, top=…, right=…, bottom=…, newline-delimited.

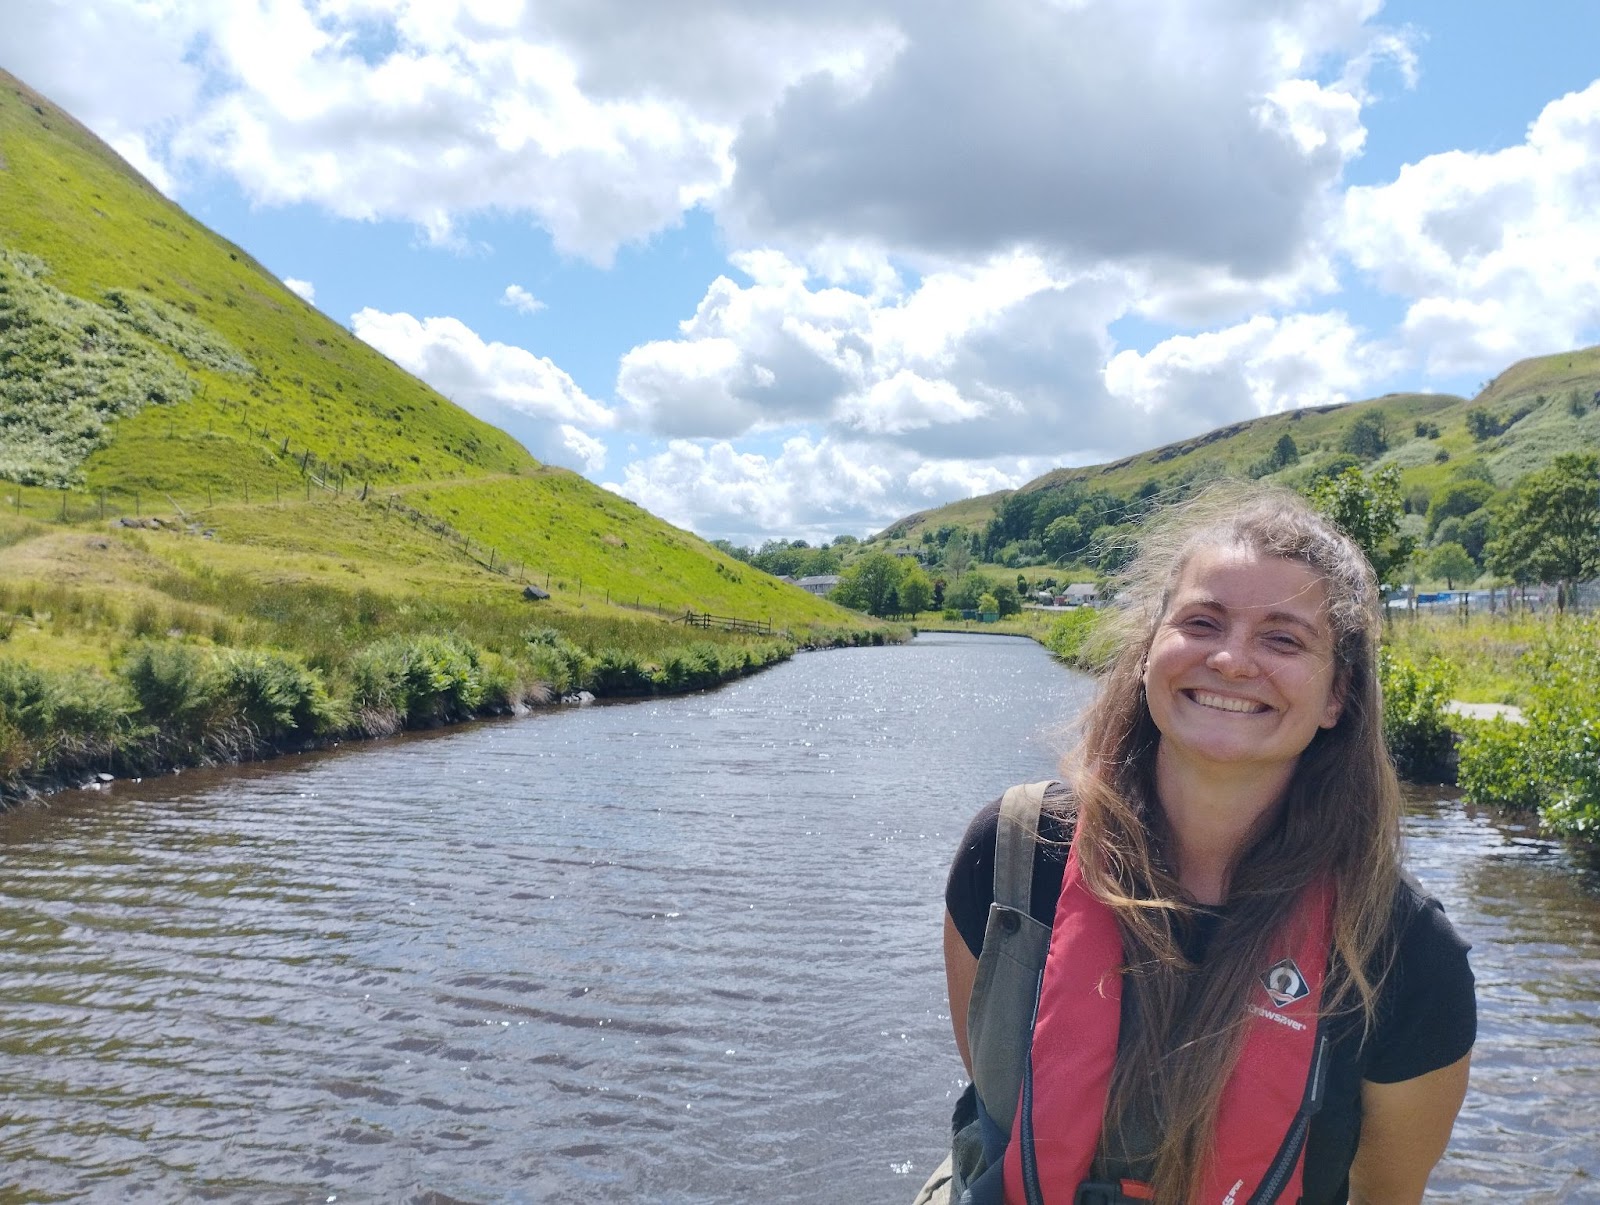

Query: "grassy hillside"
left=0, top=69, right=860, bottom=627
left=0, top=70, right=888, bottom=799
left=872, top=360, right=1600, bottom=546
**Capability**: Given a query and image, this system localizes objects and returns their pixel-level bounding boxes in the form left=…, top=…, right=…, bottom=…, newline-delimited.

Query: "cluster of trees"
left=803, top=400, right=1600, bottom=623
left=1313, top=454, right=1600, bottom=609
left=826, top=551, right=1031, bottom=619
left=977, top=480, right=1154, bottom=568
left=711, top=536, right=850, bottom=578
left=829, top=552, right=935, bottom=618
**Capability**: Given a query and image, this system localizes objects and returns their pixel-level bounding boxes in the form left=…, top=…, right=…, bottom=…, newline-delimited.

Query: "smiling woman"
left=934, top=485, right=1475, bottom=1205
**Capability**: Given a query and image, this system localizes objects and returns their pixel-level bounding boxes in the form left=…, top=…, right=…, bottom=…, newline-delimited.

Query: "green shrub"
left=1377, top=648, right=1457, bottom=781
left=590, top=647, right=653, bottom=695
left=1456, top=618, right=1600, bottom=840
left=1457, top=719, right=1547, bottom=813
left=0, top=659, right=126, bottom=739
left=1044, top=608, right=1101, bottom=670
left=522, top=626, right=591, bottom=694
left=350, top=634, right=486, bottom=729
left=659, top=641, right=728, bottom=691
left=118, top=640, right=221, bottom=744
left=215, top=648, right=339, bottom=742
left=0, top=659, right=135, bottom=781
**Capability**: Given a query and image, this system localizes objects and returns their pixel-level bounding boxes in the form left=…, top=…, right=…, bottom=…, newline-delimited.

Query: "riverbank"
left=0, top=537, right=902, bottom=809
left=0, top=603, right=906, bottom=810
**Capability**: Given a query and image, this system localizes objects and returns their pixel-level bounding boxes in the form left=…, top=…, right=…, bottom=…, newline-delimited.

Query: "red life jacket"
left=1002, top=843, right=1333, bottom=1205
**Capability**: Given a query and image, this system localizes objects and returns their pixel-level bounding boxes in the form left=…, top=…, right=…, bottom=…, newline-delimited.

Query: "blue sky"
left=4, top=1, right=1599, bottom=544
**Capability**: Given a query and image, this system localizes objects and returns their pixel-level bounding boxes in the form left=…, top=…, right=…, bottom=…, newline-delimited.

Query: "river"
left=1, top=633, right=1596, bottom=1203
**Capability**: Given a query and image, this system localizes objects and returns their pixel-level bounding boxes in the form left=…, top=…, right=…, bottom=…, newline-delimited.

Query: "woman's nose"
left=1206, top=636, right=1259, bottom=677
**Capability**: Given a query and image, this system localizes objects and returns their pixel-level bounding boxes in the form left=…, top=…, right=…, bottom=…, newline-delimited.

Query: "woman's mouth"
left=1187, top=690, right=1269, bottom=714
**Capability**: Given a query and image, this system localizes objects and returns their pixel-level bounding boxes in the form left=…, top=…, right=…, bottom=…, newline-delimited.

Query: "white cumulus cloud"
left=283, top=276, right=315, bottom=303
left=1105, top=312, right=1405, bottom=435
left=351, top=308, right=615, bottom=430
left=501, top=284, right=546, bottom=315
left=1342, top=80, right=1600, bottom=376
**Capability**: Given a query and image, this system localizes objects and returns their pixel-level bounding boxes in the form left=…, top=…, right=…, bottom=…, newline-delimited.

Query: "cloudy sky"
left=5, top=1, right=1599, bottom=544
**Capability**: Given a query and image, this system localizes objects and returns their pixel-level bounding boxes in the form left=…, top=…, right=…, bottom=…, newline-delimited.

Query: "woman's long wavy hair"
left=1056, top=483, right=1402, bottom=1204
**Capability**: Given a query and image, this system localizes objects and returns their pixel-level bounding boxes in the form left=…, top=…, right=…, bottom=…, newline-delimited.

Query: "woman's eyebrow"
left=1260, top=608, right=1324, bottom=635
left=1176, top=596, right=1325, bottom=635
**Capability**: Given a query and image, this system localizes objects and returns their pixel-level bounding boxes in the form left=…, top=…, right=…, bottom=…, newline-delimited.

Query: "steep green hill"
left=0, top=69, right=888, bottom=799
left=0, top=69, right=857, bottom=635
left=871, top=355, right=1600, bottom=546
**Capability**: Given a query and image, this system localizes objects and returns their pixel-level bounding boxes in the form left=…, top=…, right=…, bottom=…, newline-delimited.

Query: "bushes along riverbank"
left=0, top=610, right=898, bottom=807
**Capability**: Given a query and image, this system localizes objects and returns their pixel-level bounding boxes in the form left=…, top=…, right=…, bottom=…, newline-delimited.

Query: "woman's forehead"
left=1166, top=544, right=1330, bottom=616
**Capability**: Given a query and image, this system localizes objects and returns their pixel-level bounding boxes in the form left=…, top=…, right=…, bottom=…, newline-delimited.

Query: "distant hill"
left=0, top=68, right=858, bottom=647
left=868, top=349, right=1600, bottom=547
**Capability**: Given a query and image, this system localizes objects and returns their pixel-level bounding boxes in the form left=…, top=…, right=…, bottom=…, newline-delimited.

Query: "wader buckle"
left=1075, top=1180, right=1155, bottom=1205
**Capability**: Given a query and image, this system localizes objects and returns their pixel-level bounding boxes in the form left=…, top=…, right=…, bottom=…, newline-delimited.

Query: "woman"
left=941, top=487, right=1474, bottom=1205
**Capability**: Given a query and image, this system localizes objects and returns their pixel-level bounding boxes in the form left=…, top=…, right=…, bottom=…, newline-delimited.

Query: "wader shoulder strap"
left=967, top=780, right=1058, bottom=1139
left=994, top=781, right=1051, bottom=913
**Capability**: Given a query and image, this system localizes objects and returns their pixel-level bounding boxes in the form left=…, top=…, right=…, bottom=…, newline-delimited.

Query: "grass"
left=1381, top=607, right=1569, bottom=706
left=0, top=71, right=530, bottom=499
left=911, top=609, right=1062, bottom=641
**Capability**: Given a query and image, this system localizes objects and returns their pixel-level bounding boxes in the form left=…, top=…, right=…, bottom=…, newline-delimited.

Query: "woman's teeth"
left=1191, top=691, right=1267, bottom=714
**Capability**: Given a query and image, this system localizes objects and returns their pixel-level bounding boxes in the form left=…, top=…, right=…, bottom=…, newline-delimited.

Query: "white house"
left=796, top=574, right=842, bottom=596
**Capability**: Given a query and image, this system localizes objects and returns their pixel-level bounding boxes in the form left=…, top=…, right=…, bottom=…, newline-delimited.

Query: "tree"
left=977, top=592, right=999, bottom=617
left=945, top=572, right=990, bottom=612
left=944, top=538, right=971, bottom=579
left=1425, top=543, right=1476, bottom=589
left=1485, top=453, right=1600, bottom=611
left=1424, top=479, right=1495, bottom=539
left=1433, top=510, right=1492, bottom=564
left=831, top=551, right=903, bottom=617
left=1309, top=465, right=1416, bottom=585
left=1465, top=408, right=1499, bottom=441
left=1340, top=412, right=1390, bottom=461
left=993, top=580, right=1022, bottom=617
left=1043, top=515, right=1083, bottom=562
left=1250, top=432, right=1302, bottom=478
left=1088, top=524, right=1132, bottom=572
left=899, top=566, right=933, bottom=616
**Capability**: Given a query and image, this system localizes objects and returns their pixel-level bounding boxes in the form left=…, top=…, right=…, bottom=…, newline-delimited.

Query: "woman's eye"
left=1264, top=633, right=1304, bottom=650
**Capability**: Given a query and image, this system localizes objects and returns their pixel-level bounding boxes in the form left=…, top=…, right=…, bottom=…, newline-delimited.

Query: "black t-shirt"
left=946, top=792, right=1476, bottom=1205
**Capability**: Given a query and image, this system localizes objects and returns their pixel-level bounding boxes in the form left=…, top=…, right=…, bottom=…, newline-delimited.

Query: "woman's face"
left=1142, top=544, right=1342, bottom=781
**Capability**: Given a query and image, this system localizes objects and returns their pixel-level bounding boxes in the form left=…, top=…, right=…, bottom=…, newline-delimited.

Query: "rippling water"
left=1, top=633, right=1597, bottom=1203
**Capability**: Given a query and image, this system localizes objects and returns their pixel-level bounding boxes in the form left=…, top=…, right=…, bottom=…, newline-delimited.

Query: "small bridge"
left=678, top=611, right=773, bottom=635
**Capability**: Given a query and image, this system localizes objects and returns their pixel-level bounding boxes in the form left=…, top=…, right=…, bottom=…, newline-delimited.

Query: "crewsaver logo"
left=1261, top=957, right=1310, bottom=1009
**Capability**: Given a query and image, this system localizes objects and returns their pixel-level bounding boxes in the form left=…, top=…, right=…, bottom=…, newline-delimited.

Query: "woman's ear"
left=1320, top=671, right=1347, bottom=730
